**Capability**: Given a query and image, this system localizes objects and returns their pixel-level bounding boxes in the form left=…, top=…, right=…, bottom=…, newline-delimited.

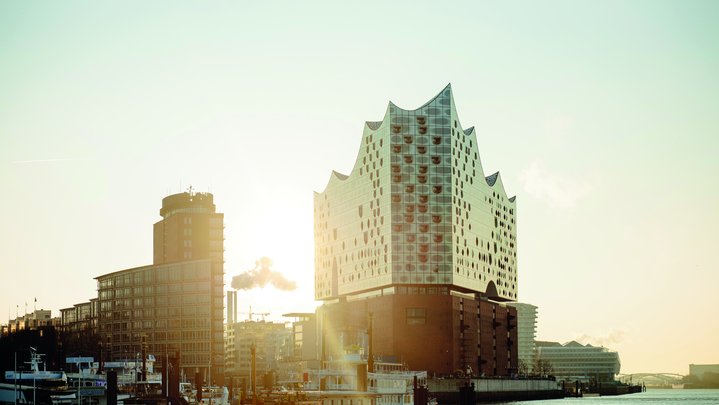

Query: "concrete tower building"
left=97, top=190, right=225, bottom=383
left=314, top=85, right=519, bottom=376
left=507, top=303, right=537, bottom=372
left=153, top=190, right=224, bottom=265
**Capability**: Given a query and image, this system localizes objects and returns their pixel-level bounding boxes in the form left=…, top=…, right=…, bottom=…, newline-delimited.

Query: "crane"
left=238, top=306, right=270, bottom=322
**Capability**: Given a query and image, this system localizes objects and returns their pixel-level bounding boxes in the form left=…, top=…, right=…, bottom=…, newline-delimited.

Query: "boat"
left=103, top=354, right=163, bottom=387
left=0, top=383, right=28, bottom=404
left=66, top=355, right=169, bottom=403
left=198, top=385, right=229, bottom=405
left=3, top=347, right=67, bottom=388
left=65, top=358, right=106, bottom=392
left=0, top=382, right=77, bottom=405
left=180, top=381, right=197, bottom=403
left=297, top=353, right=427, bottom=405
left=1, top=347, right=76, bottom=404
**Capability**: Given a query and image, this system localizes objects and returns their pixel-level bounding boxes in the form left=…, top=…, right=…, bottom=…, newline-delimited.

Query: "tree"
left=533, top=358, right=554, bottom=376
left=518, top=359, right=530, bottom=376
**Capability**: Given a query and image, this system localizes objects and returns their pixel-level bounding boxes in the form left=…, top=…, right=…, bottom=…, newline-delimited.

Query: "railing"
left=326, top=383, right=354, bottom=390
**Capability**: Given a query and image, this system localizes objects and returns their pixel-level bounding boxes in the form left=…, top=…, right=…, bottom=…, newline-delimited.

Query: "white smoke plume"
left=231, top=257, right=297, bottom=291
left=575, top=330, right=625, bottom=348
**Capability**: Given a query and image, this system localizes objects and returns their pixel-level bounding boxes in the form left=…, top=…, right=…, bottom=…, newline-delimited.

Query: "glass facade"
left=315, top=85, right=517, bottom=302
left=96, top=259, right=224, bottom=377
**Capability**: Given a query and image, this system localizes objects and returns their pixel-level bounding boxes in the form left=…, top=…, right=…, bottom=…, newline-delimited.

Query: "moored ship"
left=4, top=347, right=67, bottom=387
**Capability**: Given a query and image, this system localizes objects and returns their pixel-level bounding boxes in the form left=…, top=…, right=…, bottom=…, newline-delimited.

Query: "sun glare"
left=224, top=200, right=317, bottom=321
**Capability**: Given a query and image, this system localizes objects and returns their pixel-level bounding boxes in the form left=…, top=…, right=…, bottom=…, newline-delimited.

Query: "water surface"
left=496, top=389, right=719, bottom=405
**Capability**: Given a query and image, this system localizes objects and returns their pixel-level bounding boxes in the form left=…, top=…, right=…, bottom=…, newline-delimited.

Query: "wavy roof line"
left=331, top=170, right=348, bottom=181
left=485, top=171, right=517, bottom=203
left=317, top=85, right=516, bottom=203
left=485, top=172, right=500, bottom=186
left=365, top=121, right=382, bottom=130
left=388, top=83, right=452, bottom=113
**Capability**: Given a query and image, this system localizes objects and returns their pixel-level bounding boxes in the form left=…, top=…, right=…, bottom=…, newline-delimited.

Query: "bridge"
left=617, top=373, right=684, bottom=386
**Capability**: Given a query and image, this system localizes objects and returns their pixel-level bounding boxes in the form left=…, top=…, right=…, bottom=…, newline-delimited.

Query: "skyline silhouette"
left=1, top=1, right=718, bottom=375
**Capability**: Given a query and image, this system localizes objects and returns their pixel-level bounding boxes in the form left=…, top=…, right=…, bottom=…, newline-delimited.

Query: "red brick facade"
left=319, top=293, right=517, bottom=376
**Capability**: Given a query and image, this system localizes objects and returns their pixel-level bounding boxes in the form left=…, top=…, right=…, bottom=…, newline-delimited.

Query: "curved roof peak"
left=365, top=121, right=382, bottom=130
left=388, top=83, right=453, bottom=112
left=484, top=172, right=517, bottom=203
left=485, top=172, right=500, bottom=187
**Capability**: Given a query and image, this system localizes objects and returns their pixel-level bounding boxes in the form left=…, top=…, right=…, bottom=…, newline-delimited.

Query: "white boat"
left=180, top=381, right=197, bottom=403
left=299, top=354, right=427, bottom=405
left=0, top=382, right=28, bottom=403
left=66, top=358, right=106, bottom=389
left=49, top=392, right=78, bottom=404
left=198, top=385, right=229, bottom=405
left=0, top=381, right=75, bottom=404
left=4, top=347, right=67, bottom=386
left=104, top=354, right=163, bottom=386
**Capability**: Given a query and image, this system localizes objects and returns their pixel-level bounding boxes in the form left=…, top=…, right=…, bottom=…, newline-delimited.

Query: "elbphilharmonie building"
left=315, top=84, right=517, bottom=302
left=314, top=85, right=519, bottom=376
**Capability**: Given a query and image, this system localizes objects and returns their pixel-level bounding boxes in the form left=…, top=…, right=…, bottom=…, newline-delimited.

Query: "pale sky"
left=1, top=1, right=717, bottom=375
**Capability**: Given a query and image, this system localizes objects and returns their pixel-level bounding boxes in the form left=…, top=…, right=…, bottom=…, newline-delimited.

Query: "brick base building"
left=318, top=292, right=517, bottom=376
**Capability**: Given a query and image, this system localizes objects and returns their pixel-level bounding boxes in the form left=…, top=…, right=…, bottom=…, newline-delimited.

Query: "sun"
left=223, top=198, right=318, bottom=322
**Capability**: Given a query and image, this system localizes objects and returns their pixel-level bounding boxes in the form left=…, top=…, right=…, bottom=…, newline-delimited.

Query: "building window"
left=406, top=308, right=426, bottom=325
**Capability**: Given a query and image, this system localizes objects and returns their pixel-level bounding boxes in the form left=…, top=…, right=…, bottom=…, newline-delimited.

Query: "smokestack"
left=227, top=292, right=232, bottom=324
left=233, top=290, right=238, bottom=323
left=227, top=291, right=236, bottom=324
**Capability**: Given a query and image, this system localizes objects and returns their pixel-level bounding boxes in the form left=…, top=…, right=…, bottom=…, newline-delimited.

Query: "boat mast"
left=368, top=312, right=374, bottom=373
left=14, top=352, right=17, bottom=405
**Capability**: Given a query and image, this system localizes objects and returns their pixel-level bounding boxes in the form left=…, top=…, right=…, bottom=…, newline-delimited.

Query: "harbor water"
left=495, top=389, right=719, bottom=404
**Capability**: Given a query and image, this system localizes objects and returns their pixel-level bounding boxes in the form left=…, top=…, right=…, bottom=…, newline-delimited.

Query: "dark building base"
left=429, top=378, right=563, bottom=404
left=318, top=292, right=518, bottom=377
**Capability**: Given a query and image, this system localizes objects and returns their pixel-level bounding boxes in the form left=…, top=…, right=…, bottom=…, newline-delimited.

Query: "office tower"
left=97, top=191, right=225, bottom=383
left=153, top=190, right=224, bottom=265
